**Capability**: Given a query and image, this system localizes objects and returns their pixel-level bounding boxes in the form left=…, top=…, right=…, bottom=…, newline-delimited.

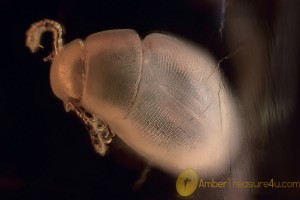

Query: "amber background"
left=1, top=0, right=300, bottom=199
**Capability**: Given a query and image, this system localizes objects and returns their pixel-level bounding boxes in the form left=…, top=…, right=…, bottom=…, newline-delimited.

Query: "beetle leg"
left=64, top=98, right=115, bottom=155
left=132, top=165, right=151, bottom=192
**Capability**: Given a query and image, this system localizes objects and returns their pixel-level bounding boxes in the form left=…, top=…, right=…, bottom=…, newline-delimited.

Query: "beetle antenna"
left=25, top=19, right=64, bottom=62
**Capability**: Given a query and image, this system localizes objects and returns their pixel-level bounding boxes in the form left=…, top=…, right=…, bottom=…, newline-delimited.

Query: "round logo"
left=176, top=169, right=198, bottom=197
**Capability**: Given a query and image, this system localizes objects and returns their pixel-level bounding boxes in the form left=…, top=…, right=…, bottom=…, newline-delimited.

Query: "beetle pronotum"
left=26, top=19, right=241, bottom=177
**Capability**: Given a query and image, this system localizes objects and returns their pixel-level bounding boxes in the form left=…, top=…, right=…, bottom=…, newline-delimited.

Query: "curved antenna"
left=25, top=19, right=64, bottom=62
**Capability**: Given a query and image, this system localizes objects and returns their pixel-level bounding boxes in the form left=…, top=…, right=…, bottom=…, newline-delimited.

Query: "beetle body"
left=27, top=21, right=240, bottom=176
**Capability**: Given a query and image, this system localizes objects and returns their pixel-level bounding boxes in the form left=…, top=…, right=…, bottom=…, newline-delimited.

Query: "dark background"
left=0, top=0, right=224, bottom=199
left=1, top=0, right=300, bottom=199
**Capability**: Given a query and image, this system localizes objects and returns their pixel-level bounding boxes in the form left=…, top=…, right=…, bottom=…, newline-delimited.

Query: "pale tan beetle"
left=25, top=19, right=241, bottom=178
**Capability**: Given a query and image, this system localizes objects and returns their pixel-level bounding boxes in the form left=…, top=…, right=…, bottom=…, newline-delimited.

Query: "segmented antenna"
left=25, top=19, right=63, bottom=62
left=26, top=19, right=115, bottom=155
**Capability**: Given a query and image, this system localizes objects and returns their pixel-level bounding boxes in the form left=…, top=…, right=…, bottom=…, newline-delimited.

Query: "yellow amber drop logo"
left=176, top=169, right=198, bottom=197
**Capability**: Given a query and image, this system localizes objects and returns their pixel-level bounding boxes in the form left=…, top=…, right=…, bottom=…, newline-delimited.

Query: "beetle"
left=25, top=19, right=241, bottom=177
